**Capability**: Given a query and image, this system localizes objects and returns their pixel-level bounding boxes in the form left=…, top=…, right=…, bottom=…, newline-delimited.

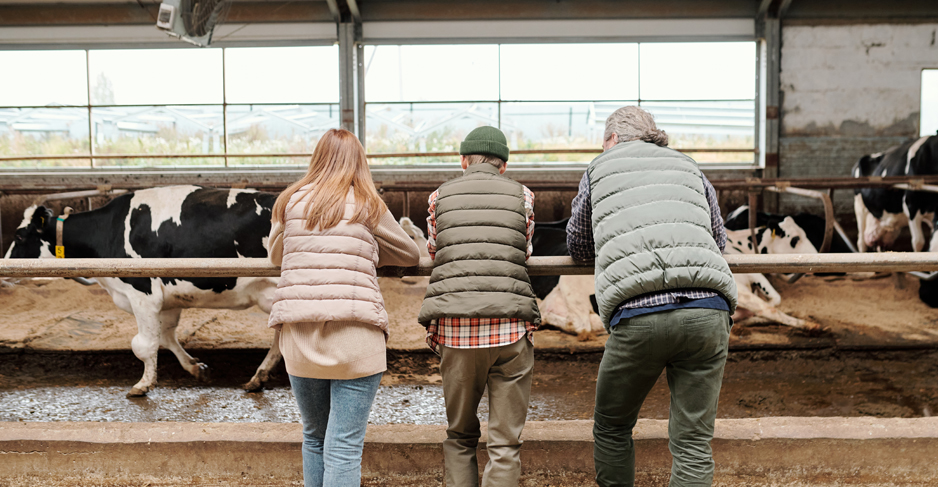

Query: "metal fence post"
left=339, top=22, right=356, bottom=136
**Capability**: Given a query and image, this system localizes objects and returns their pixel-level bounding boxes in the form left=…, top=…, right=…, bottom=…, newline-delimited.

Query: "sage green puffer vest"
left=417, top=163, right=541, bottom=328
left=589, top=140, right=738, bottom=328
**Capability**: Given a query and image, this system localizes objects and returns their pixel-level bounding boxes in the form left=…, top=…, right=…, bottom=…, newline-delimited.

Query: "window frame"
left=361, top=41, right=759, bottom=166
left=0, top=25, right=762, bottom=171
left=0, top=45, right=341, bottom=169
left=921, top=68, right=938, bottom=138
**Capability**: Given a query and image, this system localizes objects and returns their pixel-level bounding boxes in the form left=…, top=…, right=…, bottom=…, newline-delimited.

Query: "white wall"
left=781, top=23, right=938, bottom=136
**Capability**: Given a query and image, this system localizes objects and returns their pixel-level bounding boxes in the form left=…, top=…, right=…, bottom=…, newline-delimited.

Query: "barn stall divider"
left=4, top=253, right=938, bottom=278
left=4, top=169, right=938, bottom=258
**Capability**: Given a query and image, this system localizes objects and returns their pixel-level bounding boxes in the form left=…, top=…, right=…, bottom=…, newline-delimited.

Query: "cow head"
left=398, top=217, right=430, bottom=259
left=5, top=206, right=55, bottom=259
left=852, top=152, right=884, bottom=179
left=761, top=216, right=818, bottom=254
left=852, top=151, right=888, bottom=217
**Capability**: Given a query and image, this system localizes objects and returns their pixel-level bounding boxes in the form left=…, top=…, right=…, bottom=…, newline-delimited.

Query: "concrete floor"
left=2, top=419, right=938, bottom=486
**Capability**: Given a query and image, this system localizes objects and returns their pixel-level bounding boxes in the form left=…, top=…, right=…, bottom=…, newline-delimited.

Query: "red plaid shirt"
left=425, top=183, right=537, bottom=353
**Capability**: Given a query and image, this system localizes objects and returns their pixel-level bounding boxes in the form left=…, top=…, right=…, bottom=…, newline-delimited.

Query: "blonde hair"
left=604, top=106, right=669, bottom=147
left=465, top=153, right=505, bottom=169
left=272, top=129, right=387, bottom=231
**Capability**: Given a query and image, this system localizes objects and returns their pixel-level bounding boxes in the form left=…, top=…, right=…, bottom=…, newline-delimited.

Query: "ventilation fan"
left=156, top=0, right=230, bottom=47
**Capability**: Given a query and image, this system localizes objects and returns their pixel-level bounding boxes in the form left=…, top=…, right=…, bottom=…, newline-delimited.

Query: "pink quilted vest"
left=268, top=186, right=388, bottom=334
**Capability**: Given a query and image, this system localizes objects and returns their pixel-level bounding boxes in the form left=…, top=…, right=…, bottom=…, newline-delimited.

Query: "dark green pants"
left=593, top=308, right=731, bottom=487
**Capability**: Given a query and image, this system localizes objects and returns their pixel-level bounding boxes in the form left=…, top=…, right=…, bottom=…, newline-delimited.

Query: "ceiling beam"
left=757, top=0, right=774, bottom=17
left=0, top=2, right=334, bottom=27
left=757, top=0, right=793, bottom=19
left=325, top=0, right=341, bottom=22
left=355, top=0, right=756, bottom=22
left=346, top=0, right=361, bottom=23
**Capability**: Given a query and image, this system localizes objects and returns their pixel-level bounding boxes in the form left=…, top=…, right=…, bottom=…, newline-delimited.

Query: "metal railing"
left=3, top=254, right=938, bottom=279
left=0, top=147, right=754, bottom=163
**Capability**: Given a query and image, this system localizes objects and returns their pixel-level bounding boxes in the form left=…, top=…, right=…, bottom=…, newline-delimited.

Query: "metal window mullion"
left=86, top=50, right=94, bottom=168
left=222, top=48, right=228, bottom=168
left=637, top=43, right=642, bottom=105
left=356, top=35, right=366, bottom=148
left=754, top=38, right=763, bottom=167
left=338, top=23, right=357, bottom=137
left=497, top=44, right=502, bottom=129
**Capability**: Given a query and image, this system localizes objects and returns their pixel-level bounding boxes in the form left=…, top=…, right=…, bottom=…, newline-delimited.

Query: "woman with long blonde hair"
left=268, top=128, right=420, bottom=487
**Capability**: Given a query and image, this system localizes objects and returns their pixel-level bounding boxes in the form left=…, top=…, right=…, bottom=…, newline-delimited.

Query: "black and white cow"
left=529, top=219, right=604, bottom=337
left=853, top=135, right=938, bottom=253
left=535, top=211, right=822, bottom=332
left=724, top=207, right=853, bottom=254
left=5, top=185, right=281, bottom=396
left=723, top=207, right=820, bottom=330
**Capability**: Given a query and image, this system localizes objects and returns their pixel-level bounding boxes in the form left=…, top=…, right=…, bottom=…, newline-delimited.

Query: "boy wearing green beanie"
left=418, top=126, right=541, bottom=487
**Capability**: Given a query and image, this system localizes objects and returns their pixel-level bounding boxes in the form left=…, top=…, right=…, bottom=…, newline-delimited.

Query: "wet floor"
left=2, top=349, right=938, bottom=422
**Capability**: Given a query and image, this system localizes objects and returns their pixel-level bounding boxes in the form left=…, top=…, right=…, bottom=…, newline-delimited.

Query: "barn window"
left=923, top=69, right=938, bottom=137
left=223, top=46, right=340, bottom=166
left=0, top=41, right=753, bottom=168
left=363, top=42, right=755, bottom=165
left=0, top=50, right=90, bottom=167
left=0, top=46, right=339, bottom=168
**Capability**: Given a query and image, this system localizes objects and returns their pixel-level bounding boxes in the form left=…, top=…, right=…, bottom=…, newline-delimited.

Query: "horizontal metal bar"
left=7, top=170, right=938, bottom=195
left=0, top=103, right=340, bottom=109
left=0, top=148, right=755, bottom=162
left=3, top=253, right=938, bottom=279
left=31, top=188, right=127, bottom=205
left=710, top=176, right=938, bottom=191
left=0, top=154, right=294, bottom=161
left=363, top=98, right=757, bottom=105
left=370, top=148, right=754, bottom=157
left=893, top=183, right=938, bottom=194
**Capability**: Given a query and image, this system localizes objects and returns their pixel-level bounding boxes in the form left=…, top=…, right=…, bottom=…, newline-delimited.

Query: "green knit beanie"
left=460, top=126, right=510, bottom=163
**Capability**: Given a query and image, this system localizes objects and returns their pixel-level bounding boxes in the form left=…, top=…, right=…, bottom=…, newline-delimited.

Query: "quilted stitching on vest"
left=588, top=141, right=738, bottom=328
left=268, top=186, right=388, bottom=334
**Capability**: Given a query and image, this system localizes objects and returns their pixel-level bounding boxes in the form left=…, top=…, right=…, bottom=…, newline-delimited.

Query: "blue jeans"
left=289, top=372, right=383, bottom=487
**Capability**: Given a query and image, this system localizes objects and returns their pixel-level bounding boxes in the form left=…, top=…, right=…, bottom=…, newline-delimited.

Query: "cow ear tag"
left=55, top=215, right=66, bottom=258
left=55, top=210, right=71, bottom=259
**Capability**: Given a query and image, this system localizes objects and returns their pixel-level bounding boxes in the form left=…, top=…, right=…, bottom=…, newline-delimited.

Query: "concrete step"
left=2, top=418, right=937, bottom=486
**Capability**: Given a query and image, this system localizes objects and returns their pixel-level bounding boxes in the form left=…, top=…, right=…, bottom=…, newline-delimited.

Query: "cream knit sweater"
left=268, top=187, right=421, bottom=380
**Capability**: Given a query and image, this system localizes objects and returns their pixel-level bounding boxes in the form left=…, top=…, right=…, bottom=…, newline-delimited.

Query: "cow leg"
left=244, top=328, right=282, bottom=391
left=736, top=288, right=819, bottom=330
left=735, top=276, right=819, bottom=331
left=241, top=280, right=282, bottom=391
left=854, top=194, right=869, bottom=252
left=128, top=297, right=164, bottom=397
left=929, top=216, right=938, bottom=253
left=906, top=204, right=926, bottom=252
left=158, top=308, right=210, bottom=382
left=749, top=274, right=781, bottom=306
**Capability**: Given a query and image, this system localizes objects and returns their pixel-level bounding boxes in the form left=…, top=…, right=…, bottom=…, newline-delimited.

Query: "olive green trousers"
left=593, top=308, right=731, bottom=487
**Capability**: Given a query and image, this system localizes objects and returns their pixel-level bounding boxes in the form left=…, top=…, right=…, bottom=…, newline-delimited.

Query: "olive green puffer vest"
left=589, top=140, right=738, bottom=328
left=417, top=163, right=541, bottom=327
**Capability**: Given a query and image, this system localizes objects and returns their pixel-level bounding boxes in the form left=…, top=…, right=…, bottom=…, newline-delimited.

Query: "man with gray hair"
left=567, top=106, right=738, bottom=487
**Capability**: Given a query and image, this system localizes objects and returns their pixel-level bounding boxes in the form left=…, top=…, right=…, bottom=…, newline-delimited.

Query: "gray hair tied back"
left=640, top=128, right=669, bottom=147
left=604, top=106, right=669, bottom=148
